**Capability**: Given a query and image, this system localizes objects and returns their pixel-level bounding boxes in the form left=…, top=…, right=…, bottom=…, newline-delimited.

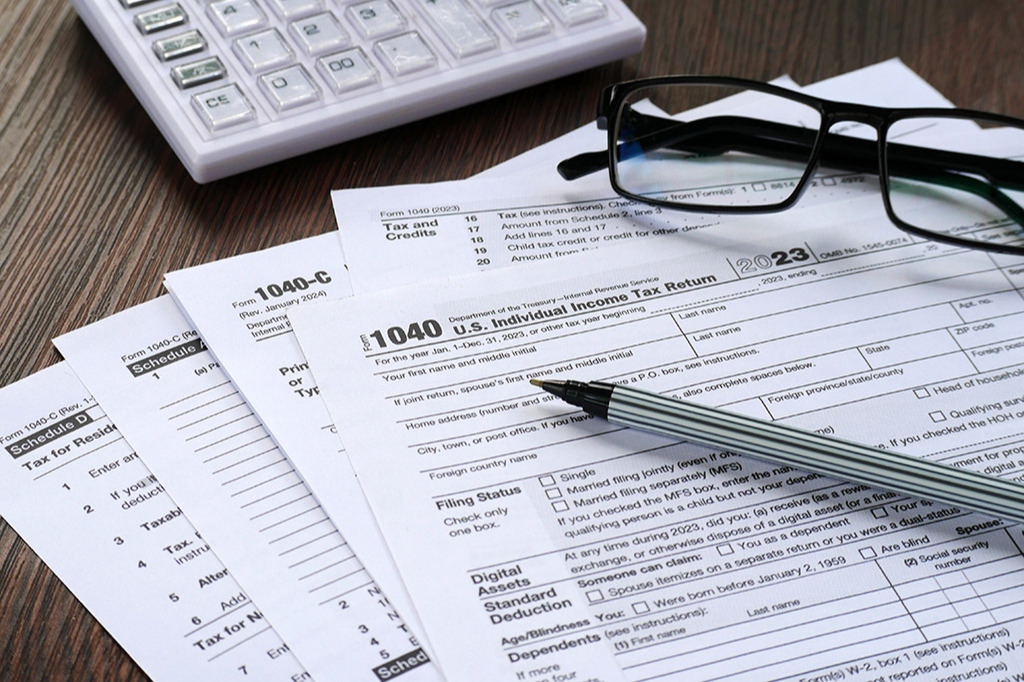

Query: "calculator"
left=70, top=0, right=646, bottom=182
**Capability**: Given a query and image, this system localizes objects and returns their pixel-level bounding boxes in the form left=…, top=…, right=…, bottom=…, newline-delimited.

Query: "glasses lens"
left=886, top=116, right=1024, bottom=251
left=612, top=82, right=823, bottom=207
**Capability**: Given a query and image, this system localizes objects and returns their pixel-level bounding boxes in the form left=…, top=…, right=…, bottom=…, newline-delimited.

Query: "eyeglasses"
left=557, top=76, right=1024, bottom=256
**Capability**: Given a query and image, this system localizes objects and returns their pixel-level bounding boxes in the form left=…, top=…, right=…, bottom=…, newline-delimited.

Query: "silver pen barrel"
left=608, top=383, right=1024, bottom=525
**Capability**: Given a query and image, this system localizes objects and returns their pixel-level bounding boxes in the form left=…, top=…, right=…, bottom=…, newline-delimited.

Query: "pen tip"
left=528, top=378, right=576, bottom=402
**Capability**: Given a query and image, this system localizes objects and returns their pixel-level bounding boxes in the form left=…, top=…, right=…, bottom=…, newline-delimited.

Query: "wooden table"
left=2, top=1, right=1022, bottom=678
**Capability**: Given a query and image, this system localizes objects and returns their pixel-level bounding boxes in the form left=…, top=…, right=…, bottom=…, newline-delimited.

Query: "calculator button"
left=233, top=29, right=294, bottom=73
left=191, top=84, right=257, bottom=131
left=290, top=13, right=350, bottom=55
left=171, top=56, right=227, bottom=89
left=491, top=2, right=553, bottom=41
left=316, top=48, right=378, bottom=94
left=207, top=0, right=268, bottom=37
left=346, top=0, right=407, bottom=39
left=414, top=0, right=497, bottom=58
left=134, top=4, right=187, bottom=34
left=153, top=29, right=207, bottom=61
left=265, top=0, right=322, bottom=19
left=120, top=0, right=158, bottom=7
left=373, top=32, right=437, bottom=76
left=259, top=65, right=321, bottom=111
left=545, top=0, right=605, bottom=25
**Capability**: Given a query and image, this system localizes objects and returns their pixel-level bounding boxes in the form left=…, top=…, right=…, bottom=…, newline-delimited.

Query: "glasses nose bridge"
left=821, top=102, right=889, bottom=133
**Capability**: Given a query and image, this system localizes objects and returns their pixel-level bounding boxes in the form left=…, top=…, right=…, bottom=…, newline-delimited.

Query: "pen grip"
left=607, top=384, right=1024, bottom=525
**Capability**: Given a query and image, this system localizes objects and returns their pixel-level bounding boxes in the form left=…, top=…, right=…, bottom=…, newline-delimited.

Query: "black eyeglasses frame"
left=559, top=75, right=1024, bottom=256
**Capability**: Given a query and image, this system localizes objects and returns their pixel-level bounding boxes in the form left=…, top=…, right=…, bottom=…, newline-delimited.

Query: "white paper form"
left=163, top=235, right=431, bottom=639
left=54, top=298, right=442, bottom=682
left=791, top=58, right=956, bottom=107
left=334, top=63, right=968, bottom=295
left=290, top=201, right=1024, bottom=681
left=0, top=362, right=307, bottom=681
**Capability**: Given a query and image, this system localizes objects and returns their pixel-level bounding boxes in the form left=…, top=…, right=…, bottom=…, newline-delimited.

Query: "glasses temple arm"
left=557, top=150, right=608, bottom=180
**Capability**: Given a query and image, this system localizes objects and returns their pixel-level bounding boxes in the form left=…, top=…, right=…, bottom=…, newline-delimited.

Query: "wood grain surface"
left=2, top=1, right=1022, bottom=679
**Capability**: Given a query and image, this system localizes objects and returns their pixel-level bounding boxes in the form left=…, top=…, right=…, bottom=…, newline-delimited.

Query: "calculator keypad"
left=125, top=0, right=615, bottom=135
left=266, top=0, right=322, bottom=19
left=415, top=0, right=496, bottom=58
left=259, top=64, right=321, bottom=110
left=316, top=48, right=379, bottom=93
left=347, top=1, right=408, bottom=39
left=135, top=4, right=187, bottom=33
left=191, top=84, right=257, bottom=129
left=491, top=2, right=553, bottom=41
left=290, top=13, right=350, bottom=54
left=153, top=29, right=206, bottom=60
left=545, top=0, right=606, bottom=25
left=374, top=32, right=436, bottom=76
left=233, top=28, right=294, bottom=73
left=171, top=56, right=227, bottom=88
left=207, top=0, right=268, bottom=36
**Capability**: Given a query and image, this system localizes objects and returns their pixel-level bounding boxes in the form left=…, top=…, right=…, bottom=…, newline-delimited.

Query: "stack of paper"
left=4, top=59, right=1024, bottom=682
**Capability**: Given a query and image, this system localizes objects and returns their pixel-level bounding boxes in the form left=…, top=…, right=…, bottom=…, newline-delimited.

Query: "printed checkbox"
left=929, top=411, right=947, bottom=423
left=587, top=589, right=605, bottom=603
left=552, top=500, right=569, bottom=512
left=914, top=387, right=931, bottom=399
left=545, top=487, right=563, bottom=500
left=717, top=543, right=734, bottom=556
left=872, top=506, right=889, bottom=518
left=860, top=546, right=877, bottom=559
left=633, top=601, right=651, bottom=614
left=539, top=475, right=556, bottom=486
left=821, top=177, right=837, bottom=186
left=752, top=182, right=767, bottom=192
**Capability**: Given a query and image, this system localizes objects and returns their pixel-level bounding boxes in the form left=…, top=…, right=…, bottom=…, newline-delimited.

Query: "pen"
left=530, top=378, right=1024, bottom=524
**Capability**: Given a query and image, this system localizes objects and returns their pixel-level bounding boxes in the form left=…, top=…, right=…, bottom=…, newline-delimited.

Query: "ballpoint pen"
left=531, top=378, right=1024, bottom=524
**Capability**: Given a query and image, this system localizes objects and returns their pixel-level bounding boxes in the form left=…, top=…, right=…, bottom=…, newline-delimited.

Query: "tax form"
left=290, top=202, right=1024, bottom=681
left=54, top=298, right=442, bottom=682
left=0, top=362, right=306, bottom=681
left=163, top=234, right=429, bottom=640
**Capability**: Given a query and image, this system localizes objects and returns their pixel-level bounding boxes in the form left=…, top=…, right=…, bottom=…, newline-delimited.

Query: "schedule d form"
left=0, top=363, right=307, bottom=680
left=54, top=297, right=442, bottom=682
left=290, top=205, right=1024, bottom=682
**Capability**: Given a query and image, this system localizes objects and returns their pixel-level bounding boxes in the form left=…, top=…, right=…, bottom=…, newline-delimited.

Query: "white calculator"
left=70, top=0, right=646, bottom=182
